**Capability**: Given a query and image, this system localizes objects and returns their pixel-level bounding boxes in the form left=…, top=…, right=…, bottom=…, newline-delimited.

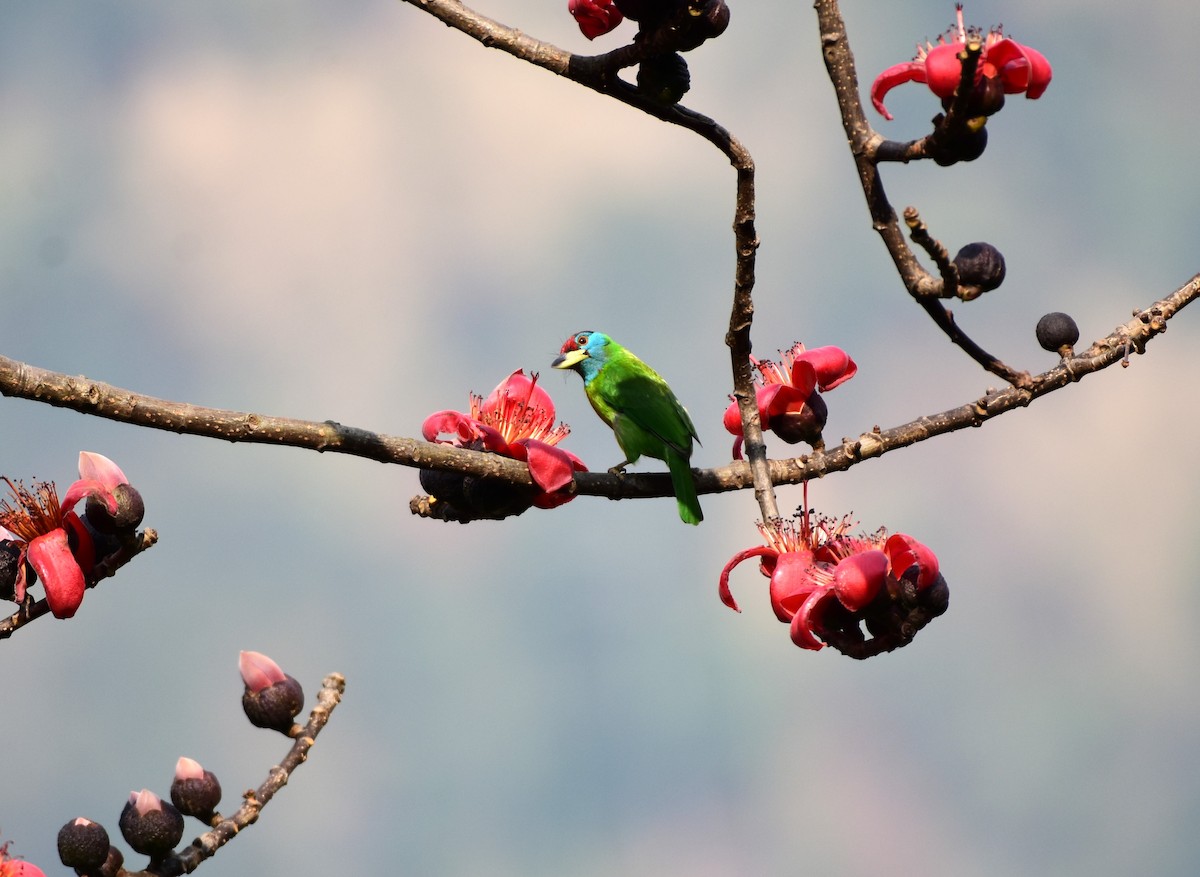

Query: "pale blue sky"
left=4, top=2, right=1200, bottom=875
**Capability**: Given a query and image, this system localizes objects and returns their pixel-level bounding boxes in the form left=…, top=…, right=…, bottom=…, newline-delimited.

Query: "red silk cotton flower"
left=569, top=0, right=624, bottom=40
left=422, top=369, right=587, bottom=515
left=723, top=342, right=856, bottom=458
left=871, top=3, right=1051, bottom=121
left=0, top=452, right=132, bottom=619
left=718, top=488, right=947, bottom=658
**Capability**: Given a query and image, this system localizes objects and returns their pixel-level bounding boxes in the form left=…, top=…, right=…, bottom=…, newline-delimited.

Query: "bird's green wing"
left=588, top=352, right=699, bottom=460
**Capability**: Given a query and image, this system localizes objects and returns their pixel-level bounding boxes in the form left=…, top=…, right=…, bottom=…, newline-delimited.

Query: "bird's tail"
left=667, top=451, right=703, bottom=525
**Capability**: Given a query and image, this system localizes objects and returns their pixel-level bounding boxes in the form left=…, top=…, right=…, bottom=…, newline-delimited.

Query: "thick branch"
left=5, top=276, right=1194, bottom=507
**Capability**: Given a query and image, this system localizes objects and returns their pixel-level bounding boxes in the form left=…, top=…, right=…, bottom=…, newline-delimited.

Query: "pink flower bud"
left=239, top=650, right=287, bottom=692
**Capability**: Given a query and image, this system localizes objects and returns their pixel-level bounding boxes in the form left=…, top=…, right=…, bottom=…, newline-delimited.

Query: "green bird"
left=552, top=330, right=703, bottom=525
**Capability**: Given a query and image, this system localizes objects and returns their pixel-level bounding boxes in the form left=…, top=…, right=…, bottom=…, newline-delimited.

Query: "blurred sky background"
left=3, top=1, right=1200, bottom=874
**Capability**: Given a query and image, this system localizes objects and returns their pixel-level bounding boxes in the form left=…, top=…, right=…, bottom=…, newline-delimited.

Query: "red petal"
left=797, top=346, right=857, bottom=391
left=870, top=60, right=928, bottom=120
left=60, top=478, right=117, bottom=516
left=722, top=399, right=746, bottom=436
left=27, top=528, right=85, bottom=618
left=924, top=42, right=967, bottom=98
left=1024, top=46, right=1052, bottom=99
left=519, top=439, right=576, bottom=494
left=987, top=38, right=1052, bottom=96
left=831, top=550, right=887, bottom=611
left=568, top=0, right=623, bottom=39
left=717, top=545, right=777, bottom=612
left=767, top=552, right=820, bottom=621
left=884, top=533, right=940, bottom=589
left=785, top=358, right=818, bottom=397
left=422, top=410, right=481, bottom=445
left=789, top=587, right=831, bottom=650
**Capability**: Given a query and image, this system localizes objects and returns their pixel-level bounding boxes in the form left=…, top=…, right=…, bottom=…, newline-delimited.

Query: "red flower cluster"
left=422, top=369, right=587, bottom=515
left=0, top=452, right=140, bottom=619
left=719, top=491, right=946, bottom=656
left=723, top=342, right=856, bottom=457
left=872, top=3, right=1051, bottom=121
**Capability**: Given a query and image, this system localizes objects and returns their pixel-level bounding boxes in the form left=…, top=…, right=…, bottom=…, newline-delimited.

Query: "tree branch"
left=5, top=274, right=1194, bottom=510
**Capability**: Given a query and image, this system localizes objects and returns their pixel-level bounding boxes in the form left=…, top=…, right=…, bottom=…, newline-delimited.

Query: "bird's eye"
left=575, top=333, right=589, bottom=345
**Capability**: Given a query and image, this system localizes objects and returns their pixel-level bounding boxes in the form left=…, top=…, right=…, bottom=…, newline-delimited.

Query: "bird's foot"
left=607, top=462, right=630, bottom=476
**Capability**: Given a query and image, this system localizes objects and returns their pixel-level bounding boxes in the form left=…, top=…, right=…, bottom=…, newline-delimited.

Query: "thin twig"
left=120, top=672, right=347, bottom=876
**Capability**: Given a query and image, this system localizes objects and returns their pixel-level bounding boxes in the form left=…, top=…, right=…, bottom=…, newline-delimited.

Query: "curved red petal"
left=722, top=399, right=745, bottom=436
left=786, top=358, right=819, bottom=398
left=789, top=587, right=831, bottom=650
left=924, top=42, right=966, bottom=98
left=718, top=545, right=777, bottom=612
left=519, top=439, right=576, bottom=494
left=832, top=549, right=888, bottom=611
left=798, top=346, right=857, bottom=391
left=474, top=423, right=513, bottom=455
left=768, top=552, right=820, bottom=621
left=27, top=528, right=85, bottom=618
left=870, top=60, right=928, bottom=120
left=422, top=410, right=480, bottom=445
left=761, top=383, right=806, bottom=421
left=884, top=533, right=940, bottom=589
left=60, top=478, right=117, bottom=516
left=1022, top=45, right=1052, bottom=99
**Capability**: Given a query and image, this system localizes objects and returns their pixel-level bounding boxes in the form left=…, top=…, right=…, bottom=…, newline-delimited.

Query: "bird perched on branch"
left=552, top=330, right=702, bottom=525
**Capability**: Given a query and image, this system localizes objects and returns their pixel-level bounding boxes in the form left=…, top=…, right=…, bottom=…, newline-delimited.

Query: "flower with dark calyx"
left=170, top=757, right=222, bottom=821
left=719, top=484, right=947, bottom=657
left=569, top=0, right=623, bottom=40
left=422, top=369, right=587, bottom=518
left=0, top=453, right=136, bottom=619
left=240, top=650, right=305, bottom=735
left=0, top=841, right=47, bottom=877
left=1036, top=312, right=1080, bottom=357
left=57, top=818, right=110, bottom=872
left=723, top=342, right=856, bottom=458
left=871, top=3, right=1051, bottom=122
left=952, top=241, right=1006, bottom=297
left=118, top=790, right=184, bottom=861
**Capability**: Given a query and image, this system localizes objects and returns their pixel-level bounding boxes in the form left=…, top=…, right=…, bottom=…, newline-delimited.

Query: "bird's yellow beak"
left=552, top=348, right=589, bottom=369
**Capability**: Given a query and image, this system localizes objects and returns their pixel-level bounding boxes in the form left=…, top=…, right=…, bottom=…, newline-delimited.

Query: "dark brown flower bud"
left=57, top=817, right=110, bottom=871
left=953, top=241, right=1007, bottom=294
left=240, top=651, right=305, bottom=734
left=1036, top=312, right=1080, bottom=355
left=170, top=757, right=223, bottom=821
left=118, top=790, right=184, bottom=860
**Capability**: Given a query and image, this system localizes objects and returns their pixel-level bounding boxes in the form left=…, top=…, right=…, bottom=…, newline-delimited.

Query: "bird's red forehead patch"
left=560, top=334, right=583, bottom=354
